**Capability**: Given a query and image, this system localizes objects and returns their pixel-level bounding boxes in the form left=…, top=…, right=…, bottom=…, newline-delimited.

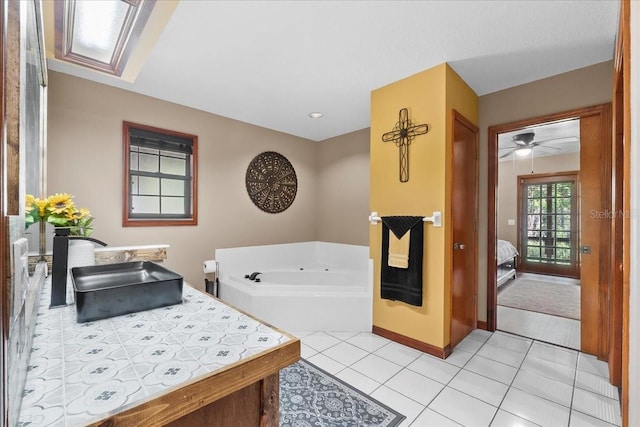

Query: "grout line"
left=486, top=332, right=534, bottom=426
left=567, top=346, right=580, bottom=426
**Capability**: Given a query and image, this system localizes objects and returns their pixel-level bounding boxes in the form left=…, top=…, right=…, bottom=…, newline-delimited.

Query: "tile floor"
left=293, top=329, right=621, bottom=427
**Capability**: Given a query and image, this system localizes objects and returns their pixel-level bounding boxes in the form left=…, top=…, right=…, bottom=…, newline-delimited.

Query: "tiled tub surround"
left=18, top=279, right=297, bottom=426
left=215, top=242, right=373, bottom=331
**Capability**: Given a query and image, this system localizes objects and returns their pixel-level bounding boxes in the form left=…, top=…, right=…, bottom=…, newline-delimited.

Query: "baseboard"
left=372, top=325, right=451, bottom=359
left=477, top=321, right=488, bottom=330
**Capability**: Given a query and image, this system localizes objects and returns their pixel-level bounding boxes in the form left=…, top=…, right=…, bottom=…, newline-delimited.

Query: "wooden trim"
left=619, top=0, right=631, bottom=424
left=487, top=103, right=613, bottom=334
left=372, top=325, right=451, bottom=359
left=0, top=1, right=7, bottom=423
left=477, top=320, right=488, bottom=330
left=122, top=121, right=198, bottom=227
left=599, top=105, right=613, bottom=361
left=88, top=338, right=299, bottom=426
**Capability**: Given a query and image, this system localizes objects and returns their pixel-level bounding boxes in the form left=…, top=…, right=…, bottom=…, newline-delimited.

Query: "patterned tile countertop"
left=18, top=279, right=292, bottom=427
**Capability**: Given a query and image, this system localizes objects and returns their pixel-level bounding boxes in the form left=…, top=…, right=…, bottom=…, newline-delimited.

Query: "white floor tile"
left=511, top=369, right=574, bottom=407
left=455, top=336, right=484, bottom=353
left=289, top=330, right=315, bottom=338
left=497, top=305, right=580, bottom=350
left=429, top=387, right=497, bottom=427
left=407, top=354, right=460, bottom=384
left=350, top=353, right=403, bottom=383
left=520, top=354, right=576, bottom=386
left=468, top=329, right=493, bottom=343
left=577, top=353, right=611, bottom=379
left=528, top=340, right=578, bottom=367
left=326, top=331, right=359, bottom=340
left=490, top=409, right=539, bottom=427
left=305, top=329, right=623, bottom=427
left=375, top=341, right=422, bottom=367
left=476, top=342, right=527, bottom=368
left=300, top=332, right=341, bottom=352
left=385, top=368, right=445, bottom=405
left=571, top=388, right=622, bottom=426
left=444, top=349, right=474, bottom=368
left=575, top=370, right=620, bottom=400
left=370, top=385, right=426, bottom=426
left=570, top=409, right=621, bottom=427
left=501, top=387, right=570, bottom=427
left=411, top=408, right=462, bottom=426
left=347, top=332, right=390, bottom=352
left=334, top=367, right=381, bottom=394
left=322, top=341, right=369, bottom=366
left=306, top=353, right=346, bottom=375
left=448, top=369, right=509, bottom=407
left=487, top=332, right=532, bottom=354
left=464, top=355, right=518, bottom=385
left=300, top=343, right=317, bottom=359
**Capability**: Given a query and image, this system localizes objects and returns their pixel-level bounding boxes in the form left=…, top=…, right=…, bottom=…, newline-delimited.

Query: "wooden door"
left=580, top=107, right=612, bottom=357
left=608, top=4, right=627, bottom=388
left=517, top=173, right=580, bottom=278
left=450, top=110, right=478, bottom=349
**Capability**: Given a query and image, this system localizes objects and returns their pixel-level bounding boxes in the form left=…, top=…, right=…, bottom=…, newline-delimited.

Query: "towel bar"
left=368, top=211, right=442, bottom=227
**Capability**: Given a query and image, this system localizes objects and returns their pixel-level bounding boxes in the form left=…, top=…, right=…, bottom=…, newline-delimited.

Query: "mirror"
left=23, top=0, right=47, bottom=257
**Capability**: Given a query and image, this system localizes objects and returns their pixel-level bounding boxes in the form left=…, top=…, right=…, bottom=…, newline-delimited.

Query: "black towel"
left=380, top=216, right=424, bottom=306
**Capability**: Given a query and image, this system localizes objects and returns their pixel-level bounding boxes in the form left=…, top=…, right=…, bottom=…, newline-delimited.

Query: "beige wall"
left=497, top=152, right=580, bottom=244
left=47, top=71, right=319, bottom=288
left=478, top=60, right=613, bottom=321
left=317, top=128, right=370, bottom=246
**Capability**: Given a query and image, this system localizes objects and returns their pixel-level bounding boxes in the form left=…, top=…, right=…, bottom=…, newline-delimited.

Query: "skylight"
left=55, top=0, right=155, bottom=76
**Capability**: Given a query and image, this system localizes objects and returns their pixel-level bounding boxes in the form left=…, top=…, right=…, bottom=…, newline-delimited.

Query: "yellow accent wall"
left=370, top=63, right=477, bottom=350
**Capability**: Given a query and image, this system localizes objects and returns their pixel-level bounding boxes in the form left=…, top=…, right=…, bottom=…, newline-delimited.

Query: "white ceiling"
left=47, top=1, right=619, bottom=141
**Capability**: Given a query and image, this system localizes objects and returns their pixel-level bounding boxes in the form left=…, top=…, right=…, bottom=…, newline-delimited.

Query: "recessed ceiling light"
left=309, top=112, right=323, bottom=119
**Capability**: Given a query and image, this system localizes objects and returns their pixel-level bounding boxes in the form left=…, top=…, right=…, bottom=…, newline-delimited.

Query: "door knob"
left=453, top=242, right=466, bottom=250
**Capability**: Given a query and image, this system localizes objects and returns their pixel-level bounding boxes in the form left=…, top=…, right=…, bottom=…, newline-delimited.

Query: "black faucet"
left=244, top=272, right=262, bottom=281
left=50, top=229, right=107, bottom=308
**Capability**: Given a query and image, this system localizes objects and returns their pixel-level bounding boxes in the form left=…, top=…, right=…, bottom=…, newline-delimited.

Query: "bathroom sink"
left=70, top=261, right=183, bottom=323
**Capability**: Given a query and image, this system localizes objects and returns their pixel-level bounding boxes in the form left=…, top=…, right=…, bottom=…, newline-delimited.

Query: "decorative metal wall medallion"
left=245, top=151, right=298, bottom=213
left=382, top=108, right=429, bottom=182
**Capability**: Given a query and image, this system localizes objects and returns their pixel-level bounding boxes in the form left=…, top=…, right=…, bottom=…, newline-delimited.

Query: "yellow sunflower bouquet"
left=25, top=193, right=94, bottom=237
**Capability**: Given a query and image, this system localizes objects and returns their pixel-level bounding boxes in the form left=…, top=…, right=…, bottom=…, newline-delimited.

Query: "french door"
left=517, top=172, right=580, bottom=278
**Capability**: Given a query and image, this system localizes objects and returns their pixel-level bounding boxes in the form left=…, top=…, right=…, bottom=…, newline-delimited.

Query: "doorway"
left=487, top=104, right=612, bottom=357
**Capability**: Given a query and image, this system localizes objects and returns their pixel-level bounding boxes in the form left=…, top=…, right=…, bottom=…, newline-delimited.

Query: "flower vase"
left=38, top=221, right=46, bottom=261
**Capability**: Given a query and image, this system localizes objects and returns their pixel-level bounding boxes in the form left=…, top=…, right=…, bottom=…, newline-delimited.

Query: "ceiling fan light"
left=515, top=147, right=532, bottom=157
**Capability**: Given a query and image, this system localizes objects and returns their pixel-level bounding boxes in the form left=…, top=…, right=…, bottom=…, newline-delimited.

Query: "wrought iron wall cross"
left=381, top=108, right=429, bottom=182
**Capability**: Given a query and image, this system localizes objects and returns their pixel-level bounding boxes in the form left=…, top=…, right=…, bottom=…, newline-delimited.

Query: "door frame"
left=487, top=104, right=612, bottom=336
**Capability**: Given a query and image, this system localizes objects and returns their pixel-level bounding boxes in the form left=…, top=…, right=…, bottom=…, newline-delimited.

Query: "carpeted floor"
left=498, top=278, right=581, bottom=320
left=280, top=359, right=405, bottom=427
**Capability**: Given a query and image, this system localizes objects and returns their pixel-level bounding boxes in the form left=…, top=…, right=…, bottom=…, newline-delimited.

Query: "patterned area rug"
left=280, top=359, right=405, bottom=427
left=498, top=278, right=580, bottom=320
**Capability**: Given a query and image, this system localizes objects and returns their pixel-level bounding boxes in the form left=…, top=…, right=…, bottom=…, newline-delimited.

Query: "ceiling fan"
left=499, top=131, right=578, bottom=159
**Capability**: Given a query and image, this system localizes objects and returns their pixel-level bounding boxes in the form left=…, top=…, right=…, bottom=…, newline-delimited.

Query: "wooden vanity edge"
left=88, top=338, right=300, bottom=426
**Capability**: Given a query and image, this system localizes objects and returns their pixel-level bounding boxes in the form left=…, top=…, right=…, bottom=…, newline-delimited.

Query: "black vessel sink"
left=70, top=261, right=183, bottom=323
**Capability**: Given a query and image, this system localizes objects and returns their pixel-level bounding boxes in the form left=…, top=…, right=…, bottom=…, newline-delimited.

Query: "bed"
left=497, top=239, right=518, bottom=287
